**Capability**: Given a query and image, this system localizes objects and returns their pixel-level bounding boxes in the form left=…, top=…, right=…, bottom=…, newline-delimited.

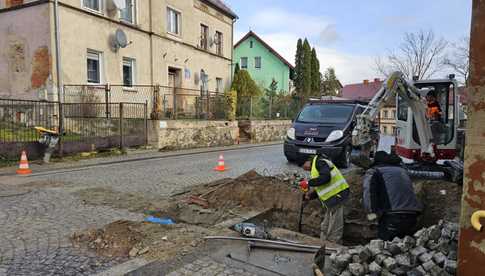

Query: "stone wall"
left=148, top=120, right=239, bottom=150
left=239, top=120, right=292, bottom=143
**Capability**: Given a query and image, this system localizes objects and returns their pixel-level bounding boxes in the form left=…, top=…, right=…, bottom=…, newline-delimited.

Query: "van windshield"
left=296, top=104, right=355, bottom=124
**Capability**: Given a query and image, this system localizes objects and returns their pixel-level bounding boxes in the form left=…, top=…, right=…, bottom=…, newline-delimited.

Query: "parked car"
left=284, top=100, right=378, bottom=168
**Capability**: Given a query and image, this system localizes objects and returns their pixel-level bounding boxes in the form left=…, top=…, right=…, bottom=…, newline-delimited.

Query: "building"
left=341, top=78, right=397, bottom=135
left=233, top=31, right=294, bottom=93
left=0, top=0, right=237, bottom=101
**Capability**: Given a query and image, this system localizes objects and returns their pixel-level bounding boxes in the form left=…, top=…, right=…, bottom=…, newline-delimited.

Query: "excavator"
left=351, top=71, right=463, bottom=183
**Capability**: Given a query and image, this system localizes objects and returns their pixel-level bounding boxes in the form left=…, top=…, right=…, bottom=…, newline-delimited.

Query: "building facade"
left=0, top=0, right=237, bottom=101
left=233, top=31, right=293, bottom=93
left=341, top=78, right=397, bottom=135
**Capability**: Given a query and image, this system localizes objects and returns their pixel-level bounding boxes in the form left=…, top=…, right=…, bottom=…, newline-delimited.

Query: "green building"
left=234, top=31, right=294, bottom=93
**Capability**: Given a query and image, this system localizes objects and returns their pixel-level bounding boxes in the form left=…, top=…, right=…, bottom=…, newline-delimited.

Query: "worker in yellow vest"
left=302, top=153, right=350, bottom=243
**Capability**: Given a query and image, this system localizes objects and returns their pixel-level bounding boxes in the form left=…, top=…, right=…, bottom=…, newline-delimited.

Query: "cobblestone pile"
left=328, top=220, right=458, bottom=276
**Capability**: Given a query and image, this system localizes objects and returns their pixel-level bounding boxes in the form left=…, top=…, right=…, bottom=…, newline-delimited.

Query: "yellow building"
left=0, top=0, right=237, bottom=101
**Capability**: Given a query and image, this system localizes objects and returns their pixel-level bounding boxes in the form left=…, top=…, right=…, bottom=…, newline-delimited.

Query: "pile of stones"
left=328, top=220, right=458, bottom=276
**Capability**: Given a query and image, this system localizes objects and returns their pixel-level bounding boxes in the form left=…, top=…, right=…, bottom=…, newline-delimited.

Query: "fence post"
left=144, top=100, right=148, bottom=147
left=119, top=102, right=124, bottom=150
left=269, top=95, right=272, bottom=119
left=173, top=88, right=177, bottom=120
left=105, top=83, right=111, bottom=119
left=58, top=102, right=64, bottom=158
left=206, top=91, right=210, bottom=120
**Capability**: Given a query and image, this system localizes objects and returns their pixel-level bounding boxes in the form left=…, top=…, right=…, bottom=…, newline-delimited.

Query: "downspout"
left=230, top=18, right=236, bottom=83
left=149, top=0, right=154, bottom=85
left=53, top=0, right=63, bottom=102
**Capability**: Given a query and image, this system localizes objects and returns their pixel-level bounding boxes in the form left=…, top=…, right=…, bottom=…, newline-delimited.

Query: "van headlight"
left=287, top=128, right=296, bottom=140
left=325, top=130, right=344, bottom=142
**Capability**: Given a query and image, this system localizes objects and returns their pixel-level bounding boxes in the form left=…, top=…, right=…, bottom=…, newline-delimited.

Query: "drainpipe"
left=53, top=0, right=63, bottom=102
left=230, top=18, right=236, bottom=83
left=149, top=0, right=154, bottom=85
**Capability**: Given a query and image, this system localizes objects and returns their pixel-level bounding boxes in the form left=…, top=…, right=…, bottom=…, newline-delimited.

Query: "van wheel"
left=337, top=145, right=351, bottom=168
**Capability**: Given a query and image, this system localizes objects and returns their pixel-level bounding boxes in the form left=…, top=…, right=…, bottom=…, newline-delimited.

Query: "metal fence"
left=0, top=99, right=59, bottom=143
left=237, top=95, right=303, bottom=120
left=63, top=84, right=227, bottom=120
left=0, top=98, right=148, bottom=159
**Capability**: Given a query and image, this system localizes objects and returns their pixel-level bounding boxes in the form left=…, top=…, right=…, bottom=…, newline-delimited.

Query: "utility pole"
left=458, top=1, right=485, bottom=275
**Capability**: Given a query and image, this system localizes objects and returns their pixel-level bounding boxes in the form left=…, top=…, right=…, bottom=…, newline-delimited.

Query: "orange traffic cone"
left=16, top=150, right=32, bottom=175
left=214, top=154, right=227, bottom=172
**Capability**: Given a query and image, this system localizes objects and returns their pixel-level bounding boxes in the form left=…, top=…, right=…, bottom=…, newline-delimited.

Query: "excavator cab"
left=395, top=76, right=459, bottom=162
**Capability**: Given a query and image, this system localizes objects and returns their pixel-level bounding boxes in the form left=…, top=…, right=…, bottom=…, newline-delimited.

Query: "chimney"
left=363, top=80, right=369, bottom=85
left=374, top=78, right=380, bottom=82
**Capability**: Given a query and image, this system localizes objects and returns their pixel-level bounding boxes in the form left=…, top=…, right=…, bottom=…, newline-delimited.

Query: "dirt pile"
left=71, top=220, right=145, bottom=257
left=204, top=170, right=302, bottom=210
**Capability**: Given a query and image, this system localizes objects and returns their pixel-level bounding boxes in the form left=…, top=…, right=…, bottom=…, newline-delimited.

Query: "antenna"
left=111, top=29, right=131, bottom=51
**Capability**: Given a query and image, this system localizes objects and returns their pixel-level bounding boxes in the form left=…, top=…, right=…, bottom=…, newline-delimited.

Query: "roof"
left=200, top=0, right=238, bottom=19
left=340, top=79, right=383, bottom=102
left=234, top=31, right=294, bottom=69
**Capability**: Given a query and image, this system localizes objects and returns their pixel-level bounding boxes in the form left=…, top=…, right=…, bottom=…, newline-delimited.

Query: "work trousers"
left=320, top=204, right=344, bottom=243
left=378, top=212, right=418, bottom=241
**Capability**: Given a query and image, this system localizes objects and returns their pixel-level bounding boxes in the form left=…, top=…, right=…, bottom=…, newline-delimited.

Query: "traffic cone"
left=214, top=154, right=227, bottom=172
left=16, top=150, right=32, bottom=175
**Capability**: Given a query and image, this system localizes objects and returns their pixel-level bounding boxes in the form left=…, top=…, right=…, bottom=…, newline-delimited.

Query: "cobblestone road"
left=0, top=144, right=304, bottom=275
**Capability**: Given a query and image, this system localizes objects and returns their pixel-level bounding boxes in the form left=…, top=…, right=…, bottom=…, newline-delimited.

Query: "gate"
left=61, top=102, right=148, bottom=155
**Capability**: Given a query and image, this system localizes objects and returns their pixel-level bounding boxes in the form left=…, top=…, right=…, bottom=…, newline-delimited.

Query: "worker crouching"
left=363, top=151, right=423, bottom=241
left=302, top=153, right=350, bottom=244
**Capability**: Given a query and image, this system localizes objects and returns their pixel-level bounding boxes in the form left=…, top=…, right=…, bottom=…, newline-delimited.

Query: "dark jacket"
left=308, top=155, right=350, bottom=208
left=363, top=165, right=422, bottom=216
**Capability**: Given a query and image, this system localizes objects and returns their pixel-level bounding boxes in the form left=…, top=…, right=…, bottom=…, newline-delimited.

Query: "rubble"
left=328, top=220, right=459, bottom=276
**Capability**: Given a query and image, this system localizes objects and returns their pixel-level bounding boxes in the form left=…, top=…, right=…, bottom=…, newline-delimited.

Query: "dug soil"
left=71, top=169, right=462, bottom=261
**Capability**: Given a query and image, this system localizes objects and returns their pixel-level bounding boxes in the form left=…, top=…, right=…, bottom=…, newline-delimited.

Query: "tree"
left=311, top=48, right=321, bottom=95
left=302, top=39, right=312, bottom=98
left=375, top=30, right=448, bottom=80
left=234, top=62, right=240, bottom=76
left=259, top=79, right=278, bottom=118
left=443, top=36, right=470, bottom=85
left=320, top=68, right=340, bottom=96
left=294, top=39, right=304, bottom=92
left=231, top=70, right=261, bottom=97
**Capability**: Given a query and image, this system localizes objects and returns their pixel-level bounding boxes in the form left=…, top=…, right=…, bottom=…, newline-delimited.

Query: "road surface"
left=0, top=144, right=306, bottom=275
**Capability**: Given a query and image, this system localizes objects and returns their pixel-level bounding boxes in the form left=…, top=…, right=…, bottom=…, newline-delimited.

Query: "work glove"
left=299, top=179, right=309, bottom=193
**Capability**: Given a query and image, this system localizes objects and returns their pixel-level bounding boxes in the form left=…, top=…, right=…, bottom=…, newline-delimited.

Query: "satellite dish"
left=114, top=29, right=128, bottom=48
left=112, top=0, right=126, bottom=10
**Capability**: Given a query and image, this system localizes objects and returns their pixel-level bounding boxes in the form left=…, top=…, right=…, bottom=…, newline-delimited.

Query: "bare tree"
left=443, top=36, right=470, bottom=85
left=375, top=30, right=448, bottom=80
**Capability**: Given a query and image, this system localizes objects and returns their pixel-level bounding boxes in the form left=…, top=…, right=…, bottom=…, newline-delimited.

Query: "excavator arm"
left=352, top=71, right=435, bottom=159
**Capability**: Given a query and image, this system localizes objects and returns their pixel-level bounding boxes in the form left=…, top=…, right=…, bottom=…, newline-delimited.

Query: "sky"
left=224, top=0, right=472, bottom=85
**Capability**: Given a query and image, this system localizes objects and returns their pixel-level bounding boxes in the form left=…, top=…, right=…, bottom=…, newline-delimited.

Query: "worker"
left=301, top=153, right=350, bottom=243
left=426, top=91, right=442, bottom=121
left=363, top=151, right=423, bottom=241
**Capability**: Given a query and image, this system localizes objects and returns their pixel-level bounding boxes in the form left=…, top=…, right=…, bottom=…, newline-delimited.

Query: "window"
left=87, top=50, right=101, bottom=84
left=83, top=0, right=100, bottom=12
left=383, top=110, right=388, bottom=119
left=392, top=126, right=397, bottom=135
left=255, top=57, right=261, bottom=69
left=215, top=31, right=223, bottom=55
left=216, top=78, right=223, bottom=93
left=200, top=24, right=209, bottom=50
left=240, top=57, right=248, bottom=69
left=123, top=58, right=135, bottom=87
left=383, top=126, right=388, bottom=134
left=120, top=0, right=136, bottom=23
left=250, top=41, right=253, bottom=48
left=391, top=110, right=396, bottom=119
left=397, top=96, right=409, bottom=121
left=167, top=8, right=181, bottom=35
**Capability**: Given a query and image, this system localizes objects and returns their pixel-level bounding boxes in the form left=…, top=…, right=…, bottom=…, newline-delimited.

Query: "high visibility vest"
left=311, top=156, right=349, bottom=204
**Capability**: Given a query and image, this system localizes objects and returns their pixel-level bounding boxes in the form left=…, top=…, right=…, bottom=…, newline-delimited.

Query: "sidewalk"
left=0, top=141, right=283, bottom=177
